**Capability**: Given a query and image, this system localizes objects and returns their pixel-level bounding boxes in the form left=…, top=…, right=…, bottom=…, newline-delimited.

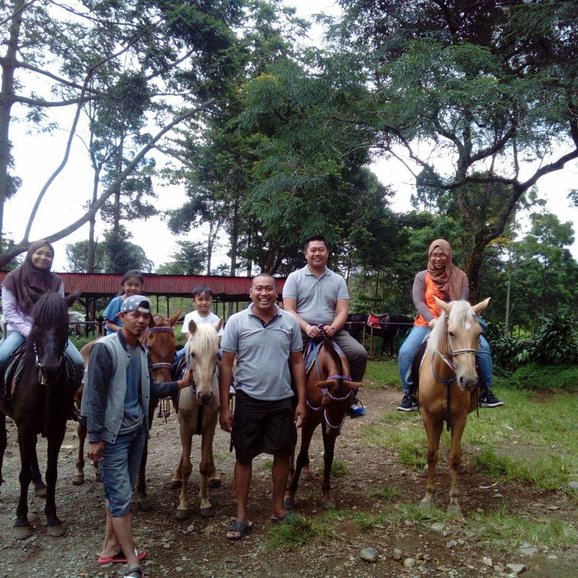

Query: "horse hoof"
left=135, top=497, right=153, bottom=512
left=200, top=505, right=214, bottom=518
left=175, top=508, right=190, bottom=521
left=302, top=469, right=314, bottom=482
left=208, top=478, right=221, bottom=489
left=34, top=484, right=47, bottom=498
left=322, top=500, right=335, bottom=510
left=169, top=480, right=182, bottom=490
left=447, top=504, right=462, bottom=518
left=47, top=523, right=65, bottom=537
left=283, top=497, right=295, bottom=511
left=72, top=474, right=85, bottom=486
left=13, top=524, right=33, bottom=540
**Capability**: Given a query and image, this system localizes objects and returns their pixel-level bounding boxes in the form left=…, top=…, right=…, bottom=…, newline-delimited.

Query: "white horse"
left=172, top=319, right=222, bottom=520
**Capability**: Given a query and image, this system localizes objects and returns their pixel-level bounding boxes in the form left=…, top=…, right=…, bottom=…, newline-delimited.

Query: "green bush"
left=510, top=363, right=578, bottom=391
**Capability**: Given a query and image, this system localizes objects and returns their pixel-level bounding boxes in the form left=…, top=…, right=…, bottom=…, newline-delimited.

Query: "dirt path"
left=0, top=387, right=575, bottom=577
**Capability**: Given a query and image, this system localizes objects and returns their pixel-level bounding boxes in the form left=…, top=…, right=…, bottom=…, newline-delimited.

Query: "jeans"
left=0, top=331, right=84, bottom=388
left=100, top=422, right=146, bottom=517
left=398, top=326, right=493, bottom=395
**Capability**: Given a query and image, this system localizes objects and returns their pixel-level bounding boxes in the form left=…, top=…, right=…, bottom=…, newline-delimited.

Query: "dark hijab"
left=2, top=240, right=62, bottom=315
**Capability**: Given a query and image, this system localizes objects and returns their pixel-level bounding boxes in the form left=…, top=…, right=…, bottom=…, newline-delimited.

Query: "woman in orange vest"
left=397, top=239, right=503, bottom=411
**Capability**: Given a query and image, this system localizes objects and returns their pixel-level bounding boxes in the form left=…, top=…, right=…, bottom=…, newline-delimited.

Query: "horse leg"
left=30, top=447, right=47, bottom=497
left=207, top=442, right=221, bottom=489
left=420, top=413, right=443, bottom=510
left=447, top=415, right=467, bottom=518
left=198, top=415, right=218, bottom=518
left=176, top=422, right=193, bottom=521
left=134, top=402, right=156, bottom=511
left=73, top=421, right=86, bottom=486
left=0, top=412, right=5, bottom=488
left=44, top=426, right=66, bottom=536
left=13, top=429, right=36, bottom=539
left=285, top=420, right=317, bottom=510
left=321, top=426, right=337, bottom=510
left=170, top=454, right=184, bottom=490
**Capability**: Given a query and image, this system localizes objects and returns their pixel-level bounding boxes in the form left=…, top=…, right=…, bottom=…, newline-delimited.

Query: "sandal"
left=124, top=567, right=143, bottom=578
left=226, top=520, right=254, bottom=540
left=270, top=511, right=296, bottom=524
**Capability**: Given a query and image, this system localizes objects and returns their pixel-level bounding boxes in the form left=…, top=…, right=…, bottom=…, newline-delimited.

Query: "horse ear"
left=188, top=319, right=198, bottom=335
left=433, top=295, right=451, bottom=313
left=168, top=308, right=182, bottom=327
left=65, top=290, right=82, bottom=308
left=473, top=297, right=491, bottom=314
left=214, top=318, right=223, bottom=332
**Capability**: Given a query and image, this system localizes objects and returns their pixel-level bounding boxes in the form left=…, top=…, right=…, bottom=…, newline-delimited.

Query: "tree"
left=156, top=240, right=206, bottom=275
left=65, top=240, right=106, bottom=273
left=338, top=0, right=578, bottom=298
left=0, top=0, right=244, bottom=267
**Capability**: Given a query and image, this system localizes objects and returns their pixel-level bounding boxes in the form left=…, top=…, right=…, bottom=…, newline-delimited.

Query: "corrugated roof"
left=0, top=272, right=286, bottom=300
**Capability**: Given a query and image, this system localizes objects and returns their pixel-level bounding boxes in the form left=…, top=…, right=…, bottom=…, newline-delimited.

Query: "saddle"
left=367, top=313, right=382, bottom=328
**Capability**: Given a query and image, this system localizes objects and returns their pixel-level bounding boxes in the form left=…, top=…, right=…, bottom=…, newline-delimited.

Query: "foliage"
left=65, top=240, right=106, bottom=273
left=510, top=364, right=578, bottom=392
left=101, top=227, right=153, bottom=273
left=156, top=240, right=206, bottom=275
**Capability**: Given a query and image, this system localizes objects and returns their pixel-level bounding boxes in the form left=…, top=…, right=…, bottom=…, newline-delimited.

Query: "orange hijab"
left=427, top=239, right=468, bottom=301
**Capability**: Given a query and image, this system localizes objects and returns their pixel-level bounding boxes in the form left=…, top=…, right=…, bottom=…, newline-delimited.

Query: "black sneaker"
left=479, top=390, right=504, bottom=408
left=397, top=394, right=418, bottom=412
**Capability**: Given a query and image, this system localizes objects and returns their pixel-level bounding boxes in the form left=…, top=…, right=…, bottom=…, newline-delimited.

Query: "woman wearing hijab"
left=0, top=240, right=84, bottom=399
left=397, top=239, right=503, bottom=411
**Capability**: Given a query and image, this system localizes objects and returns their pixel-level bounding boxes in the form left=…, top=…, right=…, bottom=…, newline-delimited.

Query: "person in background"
left=397, top=239, right=503, bottom=412
left=103, top=270, right=144, bottom=335
left=84, top=295, right=192, bottom=577
left=219, top=274, right=306, bottom=540
left=175, top=285, right=223, bottom=364
left=283, top=235, right=367, bottom=417
left=0, top=240, right=84, bottom=398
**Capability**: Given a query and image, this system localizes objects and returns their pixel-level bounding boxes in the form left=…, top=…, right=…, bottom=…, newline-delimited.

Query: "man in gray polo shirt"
left=283, top=235, right=367, bottom=416
left=219, top=273, right=306, bottom=540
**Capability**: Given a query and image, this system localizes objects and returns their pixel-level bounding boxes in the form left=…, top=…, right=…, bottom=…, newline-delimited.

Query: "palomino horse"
left=171, top=319, right=221, bottom=520
left=0, top=292, right=78, bottom=539
left=418, top=296, right=490, bottom=516
left=284, top=335, right=362, bottom=510
left=73, top=310, right=181, bottom=507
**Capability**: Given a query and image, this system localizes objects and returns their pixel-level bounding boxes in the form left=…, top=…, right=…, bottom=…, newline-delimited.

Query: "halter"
left=145, top=325, right=176, bottom=418
left=33, top=342, right=65, bottom=386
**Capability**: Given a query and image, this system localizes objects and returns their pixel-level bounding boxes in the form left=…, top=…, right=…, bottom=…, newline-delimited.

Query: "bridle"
left=144, top=326, right=175, bottom=372
left=33, top=341, right=65, bottom=386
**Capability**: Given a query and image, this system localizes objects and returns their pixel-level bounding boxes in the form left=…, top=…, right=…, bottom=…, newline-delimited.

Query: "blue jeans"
left=398, top=326, right=493, bottom=395
left=0, top=331, right=84, bottom=388
left=100, top=422, right=146, bottom=517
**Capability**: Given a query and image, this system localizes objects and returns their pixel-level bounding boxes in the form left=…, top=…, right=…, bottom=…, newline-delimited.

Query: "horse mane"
left=186, top=323, right=218, bottom=356
left=428, top=300, right=476, bottom=356
left=29, top=293, right=69, bottom=337
left=322, top=336, right=344, bottom=374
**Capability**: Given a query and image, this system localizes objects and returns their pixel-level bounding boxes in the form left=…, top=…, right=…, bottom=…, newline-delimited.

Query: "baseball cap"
left=120, top=295, right=151, bottom=314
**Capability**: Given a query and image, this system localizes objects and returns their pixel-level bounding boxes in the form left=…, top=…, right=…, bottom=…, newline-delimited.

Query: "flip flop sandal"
left=226, top=520, right=254, bottom=540
left=98, top=549, right=147, bottom=565
left=124, top=567, right=143, bottom=578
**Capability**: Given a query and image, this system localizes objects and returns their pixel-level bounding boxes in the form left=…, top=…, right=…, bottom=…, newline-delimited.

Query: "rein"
left=432, top=334, right=478, bottom=432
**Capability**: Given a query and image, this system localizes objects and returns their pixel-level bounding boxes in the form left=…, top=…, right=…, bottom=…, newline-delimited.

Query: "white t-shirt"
left=180, top=310, right=223, bottom=336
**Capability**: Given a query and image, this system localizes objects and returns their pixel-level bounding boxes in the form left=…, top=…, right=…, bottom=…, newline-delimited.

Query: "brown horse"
left=284, top=336, right=362, bottom=510
left=73, top=310, right=181, bottom=505
left=418, top=296, right=490, bottom=516
left=171, top=319, right=222, bottom=520
left=0, top=292, right=78, bottom=539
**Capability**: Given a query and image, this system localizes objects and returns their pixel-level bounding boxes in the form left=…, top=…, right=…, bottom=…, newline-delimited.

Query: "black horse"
left=346, top=312, right=413, bottom=357
left=0, top=292, right=77, bottom=539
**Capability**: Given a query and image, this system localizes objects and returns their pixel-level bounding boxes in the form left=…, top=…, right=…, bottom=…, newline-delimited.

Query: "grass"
left=363, top=359, right=400, bottom=388
left=330, top=459, right=347, bottom=477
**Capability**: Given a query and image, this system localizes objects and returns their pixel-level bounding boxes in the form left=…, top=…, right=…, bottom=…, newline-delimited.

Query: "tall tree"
left=338, top=0, right=578, bottom=298
left=0, top=0, right=244, bottom=267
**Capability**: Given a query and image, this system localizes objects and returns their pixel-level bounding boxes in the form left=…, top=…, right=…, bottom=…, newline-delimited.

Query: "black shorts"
left=232, top=390, right=296, bottom=463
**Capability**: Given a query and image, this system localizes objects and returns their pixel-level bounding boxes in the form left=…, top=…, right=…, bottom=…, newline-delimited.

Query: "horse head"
left=28, top=292, right=70, bottom=385
left=432, top=296, right=490, bottom=392
left=144, top=309, right=181, bottom=383
left=314, top=337, right=362, bottom=413
left=185, top=320, right=221, bottom=405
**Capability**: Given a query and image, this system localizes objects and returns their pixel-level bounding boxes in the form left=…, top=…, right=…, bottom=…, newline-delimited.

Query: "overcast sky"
left=5, top=0, right=578, bottom=270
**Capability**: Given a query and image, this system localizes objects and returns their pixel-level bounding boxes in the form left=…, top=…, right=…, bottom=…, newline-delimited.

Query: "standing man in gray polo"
left=219, top=273, right=307, bottom=540
left=283, top=234, right=367, bottom=417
